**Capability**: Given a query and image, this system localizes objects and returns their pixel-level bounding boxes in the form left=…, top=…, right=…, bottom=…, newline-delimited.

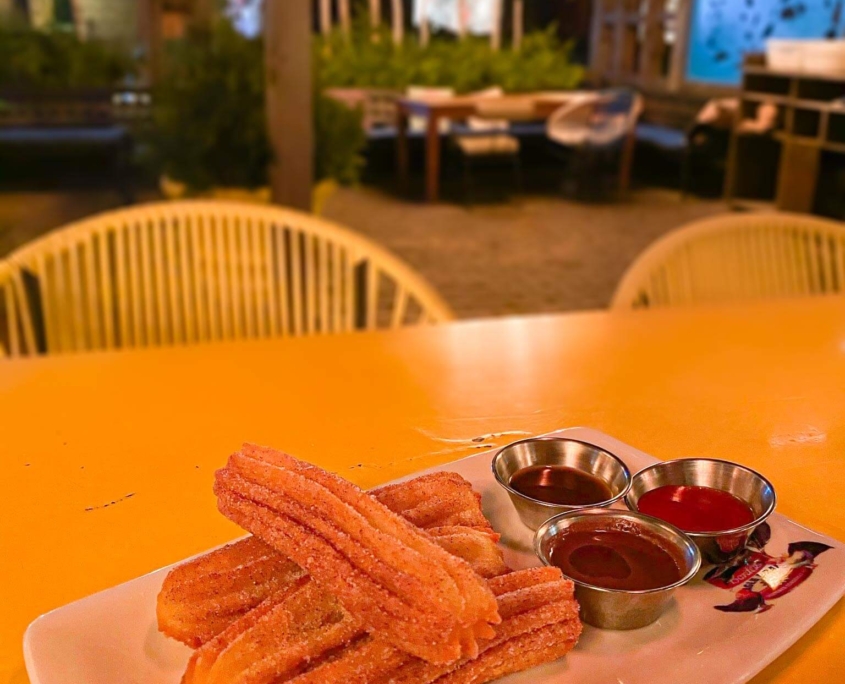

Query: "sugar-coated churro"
left=213, top=444, right=500, bottom=663
left=159, top=472, right=507, bottom=648
left=160, top=442, right=583, bottom=684
left=157, top=536, right=305, bottom=648
left=182, top=567, right=579, bottom=684
left=372, top=472, right=494, bottom=531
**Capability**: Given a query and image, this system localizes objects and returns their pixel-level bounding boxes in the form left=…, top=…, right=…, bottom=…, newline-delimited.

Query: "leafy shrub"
left=151, top=22, right=366, bottom=190
left=315, top=94, right=366, bottom=186
left=150, top=23, right=270, bottom=190
left=0, top=20, right=133, bottom=89
left=315, top=20, right=584, bottom=93
left=151, top=15, right=583, bottom=190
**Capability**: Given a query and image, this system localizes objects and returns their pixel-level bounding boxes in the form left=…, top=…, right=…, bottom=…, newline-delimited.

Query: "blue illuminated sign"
left=686, top=0, right=845, bottom=85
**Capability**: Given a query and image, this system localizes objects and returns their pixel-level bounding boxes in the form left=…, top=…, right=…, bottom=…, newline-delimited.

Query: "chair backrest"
left=546, top=89, right=643, bottom=148
left=585, top=88, right=644, bottom=147
left=546, top=93, right=600, bottom=146
left=0, top=201, right=454, bottom=357
left=0, top=261, right=17, bottom=357
left=612, top=212, right=845, bottom=310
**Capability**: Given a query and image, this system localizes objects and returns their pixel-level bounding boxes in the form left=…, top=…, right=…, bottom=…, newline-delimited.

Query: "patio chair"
left=452, top=91, right=529, bottom=203
left=546, top=89, right=644, bottom=197
left=635, top=97, right=736, bottom=198
left=612, top=213, right=845, bottom=310
left=0, top=262, right=19, bottom=357
left=0, top=201, right=454, bottom=357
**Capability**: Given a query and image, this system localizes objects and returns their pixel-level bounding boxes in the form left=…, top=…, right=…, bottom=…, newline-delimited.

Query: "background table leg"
left=396, top=107, right=409, bottom=194
left=426, top=114, right=441, bottom=202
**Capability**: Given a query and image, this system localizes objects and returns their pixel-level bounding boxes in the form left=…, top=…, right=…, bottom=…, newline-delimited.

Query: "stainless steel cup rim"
left=534, top=507, right=703, bottom=595
left=625, top=457, right=777, bottom=537
left=491, top=437, right=632, bottom=510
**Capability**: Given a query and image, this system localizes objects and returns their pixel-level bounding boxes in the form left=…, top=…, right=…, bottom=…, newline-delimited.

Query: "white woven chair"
left=547, top=89, right=643, bottom=195
left=612, top=212, right=845, bottom=310
left=0, top=201, right=454, bottom=356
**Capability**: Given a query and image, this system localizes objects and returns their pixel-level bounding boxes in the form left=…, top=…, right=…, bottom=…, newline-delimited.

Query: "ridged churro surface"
left=158, top=472, right=508, bottom=648
left=158, top=446, right=582, bottom=683
left=213, top=445, right=501, bottom=663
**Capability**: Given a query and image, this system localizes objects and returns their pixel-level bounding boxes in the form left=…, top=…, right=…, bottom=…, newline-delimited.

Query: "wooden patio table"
left=2, top=297, right=845, bottom=683
left=396, top=92, right=580, bottom=202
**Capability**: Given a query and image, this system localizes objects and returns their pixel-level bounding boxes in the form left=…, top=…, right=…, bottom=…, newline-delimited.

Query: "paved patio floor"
left=0, top=186, right=726, bottom=318
left=323, top=187, right=726, bottom=317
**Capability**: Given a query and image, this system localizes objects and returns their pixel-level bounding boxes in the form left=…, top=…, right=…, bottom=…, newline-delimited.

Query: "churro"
left=159, top=473, right=507, bottom=647
left=161, top=443, right=582, bottom=683
left=372, top=472, right=494, bottom=531
left=157, top=537, right=304, bottom=648
left=183, top=566, right=580, bottom=684
left=214, top=444, right=500, bottom=663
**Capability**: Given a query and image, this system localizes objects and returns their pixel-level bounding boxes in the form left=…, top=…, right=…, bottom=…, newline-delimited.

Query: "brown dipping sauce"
left=549, top=528, right=683, bottom=591
left=509, top=465, right=613, bottom=505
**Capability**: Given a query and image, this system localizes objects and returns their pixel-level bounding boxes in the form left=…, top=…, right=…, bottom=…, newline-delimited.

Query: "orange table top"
left=2, top=297, right=845, bottom=683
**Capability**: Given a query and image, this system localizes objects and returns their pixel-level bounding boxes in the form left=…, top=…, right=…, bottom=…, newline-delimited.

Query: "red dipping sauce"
left=637, top=485, right=755, bottom=532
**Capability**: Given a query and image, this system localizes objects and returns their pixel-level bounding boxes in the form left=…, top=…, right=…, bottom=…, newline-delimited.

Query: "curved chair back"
left=586, top=88, right=644, bottom=147
left=546, top=89, right=643, bottom=148
left=0, top=201, right=453, bottom=356
left=0, top=261, right=18, bottom=357
left=612, top=213, right=845, bottom=310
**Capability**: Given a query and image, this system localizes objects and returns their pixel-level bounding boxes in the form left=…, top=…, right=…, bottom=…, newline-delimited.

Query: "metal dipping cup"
left=625, top=458, right=777, bottom=564
left=535, top=508, right=702, bottom=630
left=492, top=437, right=631, bottom=531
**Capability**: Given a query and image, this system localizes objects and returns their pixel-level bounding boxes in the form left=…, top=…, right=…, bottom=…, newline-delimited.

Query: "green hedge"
left=1, top=14, right=584, bottom=191
left=150, top=23, right=271, bottom=190
left=0, top=20, right=133, bottom=89
left=153, top=19, right=584, bottom=191
left=316, top=22, right=584, bottom=94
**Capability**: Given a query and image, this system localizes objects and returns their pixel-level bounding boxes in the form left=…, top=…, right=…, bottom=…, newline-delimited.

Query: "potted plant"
left=150, top=22, right=366, bottom=212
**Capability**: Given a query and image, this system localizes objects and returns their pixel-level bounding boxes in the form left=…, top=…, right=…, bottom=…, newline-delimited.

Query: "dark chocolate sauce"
left=550, top=529, right=683, bottom=591
left=509, top=465, right=612, bottom=505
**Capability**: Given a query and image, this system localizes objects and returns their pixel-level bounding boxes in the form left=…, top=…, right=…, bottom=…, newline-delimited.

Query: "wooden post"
left=369, top=0, right=381, bottom=28
left=639, top=0, right=660, bottom=81
left=588, top=0, right=606, bottom=78
left=319, top=0, right=332, bottom=35
left=396, top=102, right=409, bottom=192
left=419, top=0, right=430, bottom=46
left=391, top=0, right=404, bottom=46
left=192, top=0, right=217, bottom=26
left=338, top=0, right=351, bottom=39
left=457, top=0, right=467, bottom=39
left=669, top=0, right=693, bottom=92
left=513, top=0, right=524, bottom=51
left=265, top=0, right=314, bottom=210
left=490, top=0, right=502, bottom=51
left=69, top=0, right=86, bottom=39
left=138, top=0, right=163, bottom=85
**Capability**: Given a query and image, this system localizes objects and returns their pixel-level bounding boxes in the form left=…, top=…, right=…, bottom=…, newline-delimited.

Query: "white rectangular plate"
left=25, top=428, right=845, bottom=684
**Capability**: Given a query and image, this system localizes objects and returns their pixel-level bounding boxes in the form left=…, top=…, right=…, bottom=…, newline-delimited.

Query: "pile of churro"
left=157, top=444, right=582, bottom=683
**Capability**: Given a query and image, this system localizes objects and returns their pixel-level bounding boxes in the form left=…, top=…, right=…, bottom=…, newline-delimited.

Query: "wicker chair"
left=612, top=212, right=845, bottom=310
left=547, top=88, right=643, bottom=196
left=0, top=201, right=454, bottom=356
